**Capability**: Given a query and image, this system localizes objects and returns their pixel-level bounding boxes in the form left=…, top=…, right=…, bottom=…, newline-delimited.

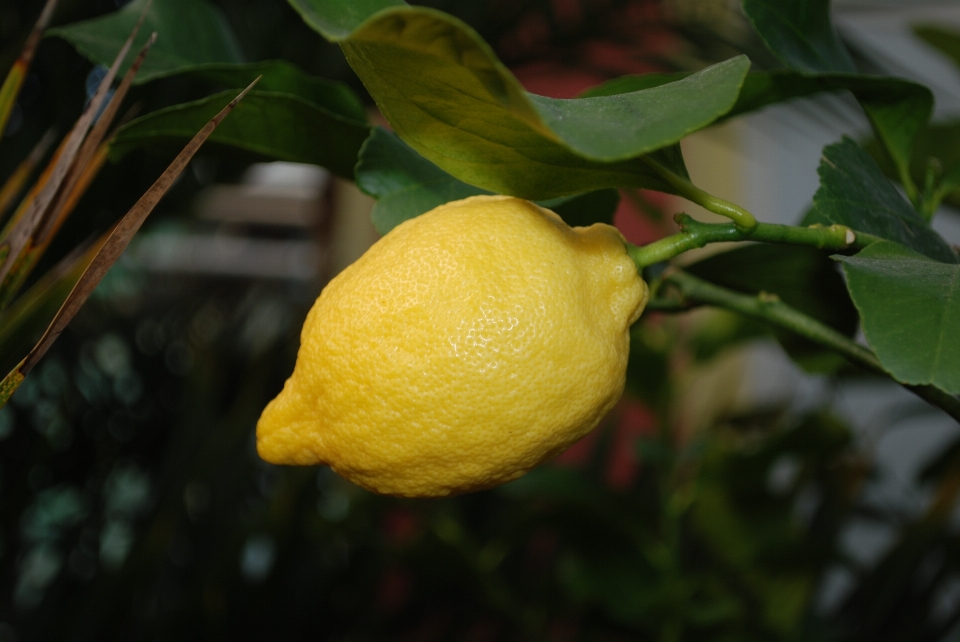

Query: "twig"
left=653, top=269, right=960, bottom=423
left=627, top=213, right=878, bottom=269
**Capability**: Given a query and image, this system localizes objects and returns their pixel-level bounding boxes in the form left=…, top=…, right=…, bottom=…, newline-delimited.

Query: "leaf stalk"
left=642, top=157, right=757, bottom=229
left=627, top=213, right=868, bottom=269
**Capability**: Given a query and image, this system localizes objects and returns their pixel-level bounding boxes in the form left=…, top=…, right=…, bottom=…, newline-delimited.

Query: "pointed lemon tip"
left=256, top=379, right=326, bottom=466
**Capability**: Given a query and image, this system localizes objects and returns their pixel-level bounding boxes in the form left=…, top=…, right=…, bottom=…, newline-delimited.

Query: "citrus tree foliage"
left=53, top=0, right=960, bottom=401
left=1, top=0, right=959, bottom=638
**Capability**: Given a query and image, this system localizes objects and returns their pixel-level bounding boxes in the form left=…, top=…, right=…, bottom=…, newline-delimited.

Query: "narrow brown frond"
left=0, top=136, right=68, bottom=237
left=0, top=1, right=153, bottom=303
left=0, top=0, right=58, bottom=135
left=0, top=128, right=57, bottom=221
left=39, top=32, right=158, bottom=246
left=0, top=78, right=258, bottom=408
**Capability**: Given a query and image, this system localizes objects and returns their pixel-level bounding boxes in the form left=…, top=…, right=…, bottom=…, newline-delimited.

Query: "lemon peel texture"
left=257, top=195, right=648, bottom=497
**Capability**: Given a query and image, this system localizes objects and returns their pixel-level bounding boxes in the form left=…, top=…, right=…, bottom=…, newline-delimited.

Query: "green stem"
left=897, top=160, right=920, bottom=211
left=653, top=269, right=960, bottom=423
left=627, top=213, right=871, bottom=269
left=920, top=157, right=946, bottom=221
left=642, top=158, right=757, bottom=229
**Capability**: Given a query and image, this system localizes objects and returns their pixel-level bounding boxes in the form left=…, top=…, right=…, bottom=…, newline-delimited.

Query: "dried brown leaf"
left=0, top=128, right=57, bottom=221
left=0, top=0, right=58, bottom=134
left=23, top=78, right=259, bottom=376
left=0, top=0, right=152, bottom=294
left=40, top=33, right=158, bottom=246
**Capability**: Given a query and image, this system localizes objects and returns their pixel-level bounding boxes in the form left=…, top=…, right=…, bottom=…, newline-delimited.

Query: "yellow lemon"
left=257, top=195, right=647, bottom=497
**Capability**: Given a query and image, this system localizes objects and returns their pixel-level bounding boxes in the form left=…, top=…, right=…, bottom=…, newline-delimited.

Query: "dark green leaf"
left=48, top=0, right=243, bottom=84
left=838, top=241, right=960, bottom=394
left=110, top=76, right=370, bottom=178
left=853, top=82, right=933, bottom=201
left=295, top=4, right=749, bottom=199
left=867, top=120, right=960, bottom=206
left=526, top=70, right=742, bottom=161
left=587, top=71, right=829, bottom=120
left=740, top=0, right=856, bottom=74
left=355, top=127, right=489, bottom=234
left=585, top=70, right=931, bottom=182
left=181, top=61, right=368, bottom=124
left=357, top=128, right=619, bottom=234
left=729, top=70, right=828, bottom=115
left=540, top=189, right=619, bottom=228
left=740, top=0, right=931, bottom=197
left=805, top=137, right=957, bottom=263
left=578, top=72, right=689, bottom=98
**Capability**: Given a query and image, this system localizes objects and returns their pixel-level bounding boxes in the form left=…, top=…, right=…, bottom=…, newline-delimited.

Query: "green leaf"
left=287, top=0, right=405, bottom=40
left=853, top=81, right=933, bottom=204
left=867, top=120, right=960, bottom=207
left=740, top=0, right=855, bottom=74
left=578, top=72, right=689, bottom=98
left=356, top=127, right=489, bottom=234
left=686, top=244, right=858, bottom=372
left=48, top=0, right=243, bottom=84
left=740, top=0, right=931, bottom=202
left=110, top=62, right=369, bottom=178
left=585, top=70, right=830, bottom=121
left=838, top=241, right=960, bottom=394
left=584, top=70, right=932, bottom=186
left=293, top=3, right=749, bottom=199
left=357, top=127, right=619, bottom=234
left=805, top=137, right=957, bottom=264
left=540, top=189, right=619, bottom=229
left=182, top=61, right=368, bottom=124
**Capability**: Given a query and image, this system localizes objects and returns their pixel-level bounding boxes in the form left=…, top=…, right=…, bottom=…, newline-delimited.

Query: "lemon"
left=257, top=195, right=648, bottom=497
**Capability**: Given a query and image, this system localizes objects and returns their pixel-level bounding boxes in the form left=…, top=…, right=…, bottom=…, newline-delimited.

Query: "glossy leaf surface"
left=291, top=2, right=749, bottom=199
left=49, top=0, right=243, bottom=83
left=839, top=241, right=960, bottom=394
left=805, top=138, right=957, bottom=264
left=587, top=70, right=927, bottom=129
left=355, top=127, right=488, bottom=234
left=357, top=128, right=619, bottom=234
